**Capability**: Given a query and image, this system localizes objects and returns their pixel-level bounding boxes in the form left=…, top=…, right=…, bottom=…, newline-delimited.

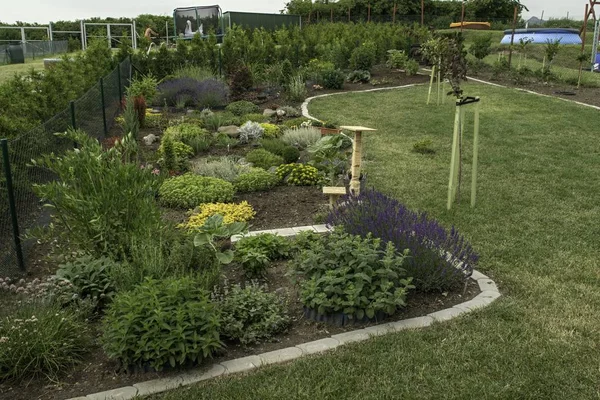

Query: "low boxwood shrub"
left=326, top=189, right=478, bottom=291
left=214, top=283, right=290, bottom=345
left=260, top=123, right=281, bottom=138
left=180, top=201, right=256, bottom=230
left=235, top=233, right=291, bottom=261
left=276, top=163, right=322, bottom=186
left=158, top=140, right=194, bottom=162
left=322, top=69, right=345, bottom=89
left=349, top=42, right=377, bottom=71
left=226, top=100, right=259, bottom=116
left=260, top=138, right=300, bottom=164
left=246, top=149, right=284, bottom=170
left=292, top=228, right=413, bottom=321
left=159, top=174, right=234, bottom=209
left=233, top=168, right=280, bottom=193
left=0, top=302, right=90, bottom=381
left=102, top=277, right=221, bottom=371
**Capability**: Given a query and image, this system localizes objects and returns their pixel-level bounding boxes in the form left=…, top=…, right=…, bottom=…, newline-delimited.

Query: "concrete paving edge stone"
left=220, top=355, right=262, bottom=374
left=85, top=386, right=138, bottom=400
left=296, top=338, right=340, bottom=354
left=388, top=316, right=434, bottom=331
left=477, top=279, right=499, bottom=293
left=178, top=364, right=226, bottom=385
left=259, top=347, right=304, bottom=365
left=312, top=224, right=330, bottom=233
left=331, top=329, right=370, bottom=345
left=292, top=226, right=318, bottom=234
left=133, top=376, right=184, bottom=396
left=470, top=270, right=489, bottom=281
left=428, top=307, right=469, bottom=322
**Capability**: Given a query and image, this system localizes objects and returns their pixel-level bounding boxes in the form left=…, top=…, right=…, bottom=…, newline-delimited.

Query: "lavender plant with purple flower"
left=156, top=78, right=229, bottom=108
left=326, top=189, right=477, bottom=291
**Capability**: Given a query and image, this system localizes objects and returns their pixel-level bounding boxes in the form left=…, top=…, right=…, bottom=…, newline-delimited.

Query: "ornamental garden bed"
left=1, top=67, right=470, bottom=400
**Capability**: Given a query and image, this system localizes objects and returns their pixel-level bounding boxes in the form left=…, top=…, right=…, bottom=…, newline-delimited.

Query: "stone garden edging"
left=69, top=224, right=500, bottom=400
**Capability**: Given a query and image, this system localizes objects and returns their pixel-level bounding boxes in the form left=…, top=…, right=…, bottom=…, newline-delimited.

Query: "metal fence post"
left=70, top=100, right=76, bottom=129
left=100, top=77, right=107, bottom=136
left=117, top=65, right=123, bottom=101
left=1, top=139, right=25, bottom=271
left=218, top=46, right=222, bottom=78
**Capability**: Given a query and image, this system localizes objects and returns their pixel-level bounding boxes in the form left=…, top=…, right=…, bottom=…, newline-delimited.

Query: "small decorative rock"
left=263, top=108, right=276, bottom=117
left=218, top=125, right=240, bottom=138
left=143, top=134, right=157, bottom=146
left=276, top=109, right=286, bottom=117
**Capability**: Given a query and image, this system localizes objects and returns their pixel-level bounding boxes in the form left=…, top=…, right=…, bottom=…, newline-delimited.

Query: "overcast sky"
left=0, top=1, right=587, bottom=25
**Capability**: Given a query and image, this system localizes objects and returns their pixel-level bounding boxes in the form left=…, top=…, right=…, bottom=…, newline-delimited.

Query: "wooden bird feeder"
left=322, top=186, right=347, bottom=208
left=340, top=125, right=377, bottom=195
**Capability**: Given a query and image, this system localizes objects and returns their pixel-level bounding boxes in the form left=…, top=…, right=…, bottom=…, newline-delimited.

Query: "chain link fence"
left=0, top=41, right=69, bottom=65
left=0, top=58, right=131, bottom=277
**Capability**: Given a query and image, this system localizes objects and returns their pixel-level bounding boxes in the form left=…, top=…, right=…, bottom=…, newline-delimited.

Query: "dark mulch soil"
left=1, top=258, right=479, bottom=400
left=235, top=185, right=329, bottom=230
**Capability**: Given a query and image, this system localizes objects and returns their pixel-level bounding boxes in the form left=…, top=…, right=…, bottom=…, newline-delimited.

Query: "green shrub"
left=226, top=100, right=260, bottom=116
left=122, top=95, right=140, bottom=138
left=102, top=277, right=221, bottom=371
left=349, top=42, right=377, bottom=71
left=322, top=69, right=345, bottom=89
left=229, top=65, right=254, bottom=98
left=276, top=163, right=322, bottom=186
left=235, top=233, right=291, bottom=260
left=282, top=117, right=312, bottom=129
left=281, top=127, right=322, bottom=149
left=233, top=168, right=280, bottom=192
left=260, top=138, right=299, bottom=163
left=260, top=123, right=281, bottom=138
left=246, top=149, right=285, bottom=170
left=0, top=302, right=90, bottom=382
left=291, top=230, right=323, bottom=253
left=412, top=139, right=435, bottom=154
left=55, top=255, right=118, bottom=311
left=238, top=249, right=271, bottom=278
left=469, top=34, right=492, bottom=60
left=278, top=106, right=301, bottom=117
left=164, top=123, right=212, bottom=154
left=31, top=130, right=163, bottom=261
left=404, top=59, right=420, bottom=76
left=126, top=75, right=158, bottom=104
left=214, top=283, right=290, bottom=345
left=291, top=229, right=413, bottom=320
left=386, top=49, right=409, bottom=69
left=305, top=59, right=336, bottom=82
left=159, top=174, right=234, bottom=209
left=191, top=156, right=250, bottom=182
left=242, top=113, right=269, bottom=123
left=347, top=70, right=371, bottom=83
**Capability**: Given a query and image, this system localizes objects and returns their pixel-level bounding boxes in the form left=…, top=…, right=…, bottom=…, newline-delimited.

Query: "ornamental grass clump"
left=281, top=126, right=322, bottom=149
left=326, top=189, right=477, bottom=292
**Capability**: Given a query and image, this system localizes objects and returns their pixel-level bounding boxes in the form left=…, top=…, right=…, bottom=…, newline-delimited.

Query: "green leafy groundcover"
left=102, top=277, right=221, bottom=371
left=159, top=174, right=234, bottom=209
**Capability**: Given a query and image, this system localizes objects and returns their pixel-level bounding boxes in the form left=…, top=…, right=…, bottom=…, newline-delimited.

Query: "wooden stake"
left=341, top=126, right=377, bottom=196
left=436, top=61, right=442, bottom=106
left=331, top=7, right=333, bottom=22
left=508, top=5, right=518, bottom=68
left=471, top=101, right=481, bottom=208
left=461, top=1, right=465, bottom=33
left=393, top=3, right=397, bottom=24
left=368, top=4, right=371, bottom=23
left=448, top=103, right=462, bottom=210
left=421, top=0, right=425, bottom=25
left=427, top=65, right=436, bottom=105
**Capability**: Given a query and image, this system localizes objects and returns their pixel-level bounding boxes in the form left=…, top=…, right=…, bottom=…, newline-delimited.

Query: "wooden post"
left=471, top=101, right=481, bottom=208
left=448, top=102, right=462, bottom=209
left=331, top=7, right=333, bottom=22
left=461, top=1, right=465, bottom=32
left=421, top=0, right=425, bottom=25
left=393, top=3, right=397, bottom=24
left=580, top=3, right=590, bottom=87
left=436, top=61, right=442, bottom=105
left=341, top=126, right=377, bottom=195
left=427, top=65, right=436, bottom=105
left=508, top=5, right=518, bottom=68
left=368, top=4, right=371, bottom=23
left=348, top=7, right=351, bottom=22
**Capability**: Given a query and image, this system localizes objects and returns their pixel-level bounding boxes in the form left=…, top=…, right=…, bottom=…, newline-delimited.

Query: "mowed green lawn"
left=0, top=58, right=46, bottom=84
left=152, top=83, right=600, bottom=399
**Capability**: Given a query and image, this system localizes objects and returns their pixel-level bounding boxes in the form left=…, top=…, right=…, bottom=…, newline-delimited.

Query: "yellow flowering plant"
left=180, top=201, right=256, bottom=230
